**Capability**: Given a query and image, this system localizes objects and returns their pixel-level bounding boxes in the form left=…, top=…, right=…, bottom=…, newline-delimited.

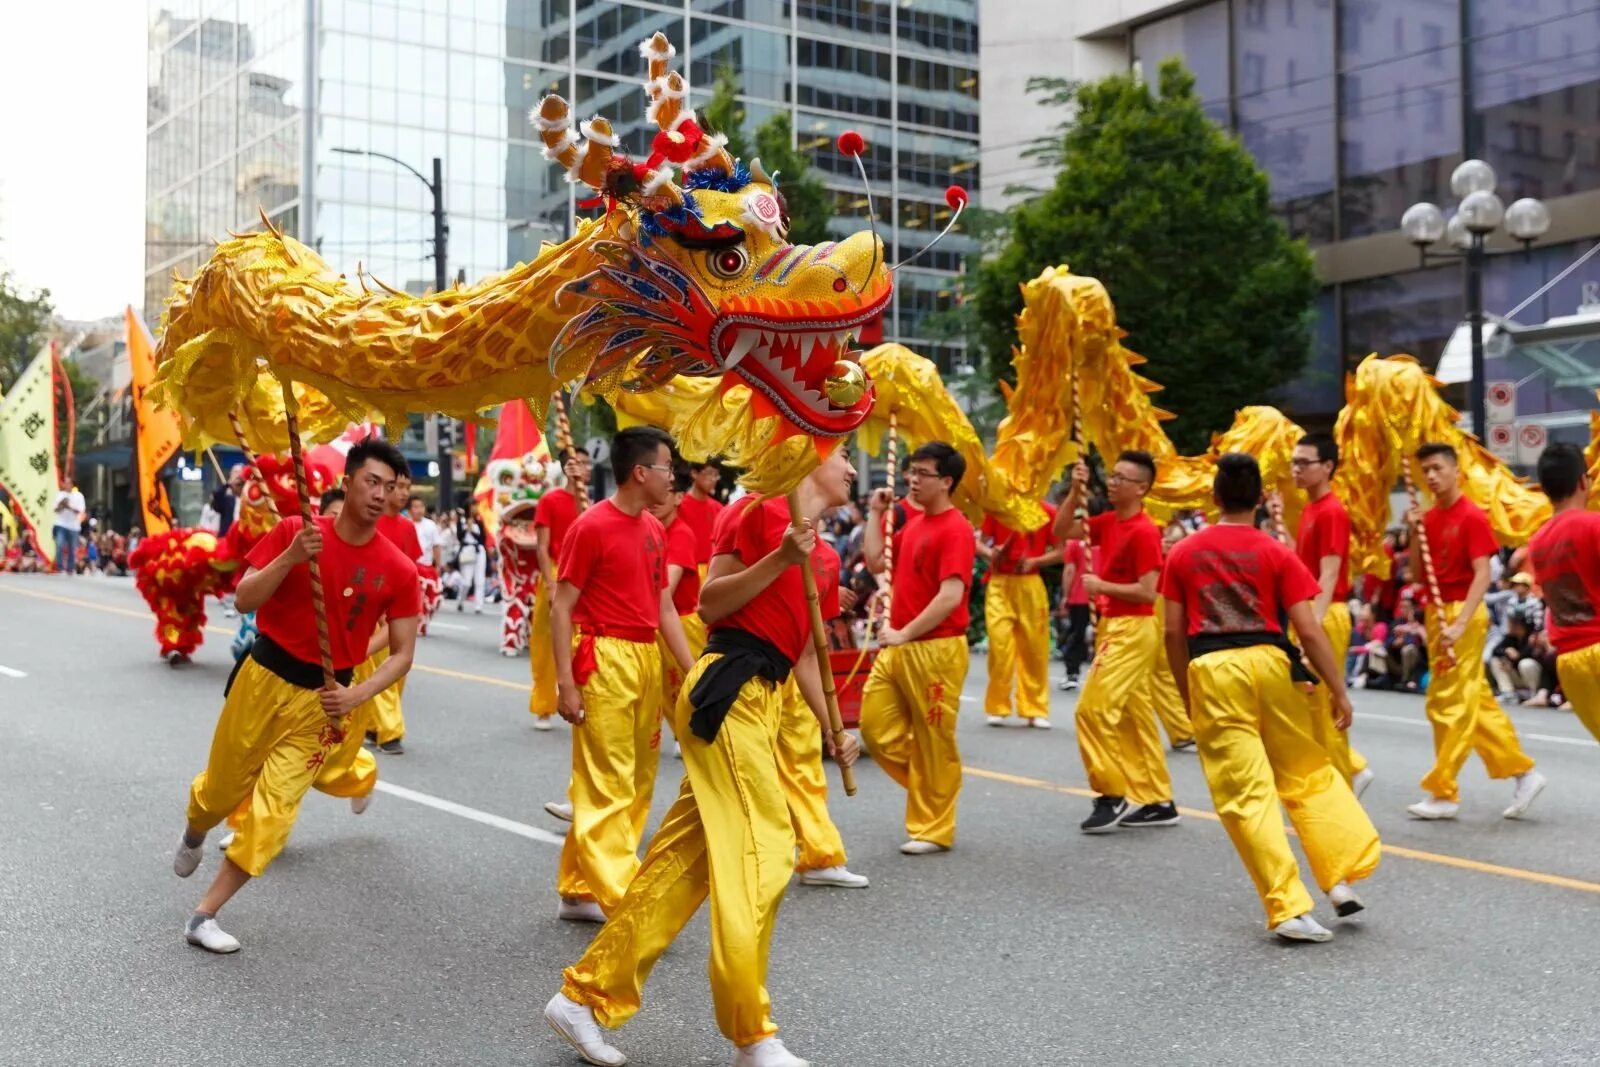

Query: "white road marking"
left=1357, top=710, right=1598, bottom=749
left=0, top=664, right=26, bottom=678
left=426, top=622, right=470, bottom=632
left=373, top=780, right=566, bottom=846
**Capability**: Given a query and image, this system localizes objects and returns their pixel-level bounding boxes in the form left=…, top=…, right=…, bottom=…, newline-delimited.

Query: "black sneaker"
left=1079, top=796, right=1128, bottom=834
left=1120, top=801, right=1181, bottom=828
left=1171, top=737, right=1197, bottom=752
left=378, top=739, right=404, bottom=755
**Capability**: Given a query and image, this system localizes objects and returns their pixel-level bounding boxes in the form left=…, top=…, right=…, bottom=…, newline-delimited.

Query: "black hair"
left=558, top=446, right=590, bottom=464
left=1537, top=442, right=1587, bottom=501
left=319, top=488, right=346, bottom=510
left=406, top=494, right=424, bottom=508
left=345, top=436, right=408, bottom=481
left=908, top=441, right=966, bottom=491
left=1116, top=449, right=1157, bottom=485
left=1415, top=441, right=1458, bottom=465
left=1214, top=452, right=1264, bottom=512
left=672, top=462, right=694, bottom=494
left=1297, top=432, right=1339, bottom=472
left=611, top=425, right=676, bottom=483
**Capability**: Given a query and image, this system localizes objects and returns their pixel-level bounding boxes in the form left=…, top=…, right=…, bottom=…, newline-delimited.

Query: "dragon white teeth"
left=724, top=328, right=761, bottom=369
left=799, top=333, right=818, bottom=359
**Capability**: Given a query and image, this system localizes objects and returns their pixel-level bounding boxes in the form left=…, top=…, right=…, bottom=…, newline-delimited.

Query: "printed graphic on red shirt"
left=1529, top=509, right=1600, bottom=654
left=1161, top=524, right=1321, bottom=638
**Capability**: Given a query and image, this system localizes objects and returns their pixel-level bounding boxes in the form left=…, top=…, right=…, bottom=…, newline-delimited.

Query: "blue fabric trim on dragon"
left=682, top=164, right=751, bottom=193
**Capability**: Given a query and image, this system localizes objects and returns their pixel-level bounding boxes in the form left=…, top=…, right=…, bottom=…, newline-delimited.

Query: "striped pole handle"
left=1401, top=455, right=1455, bottom=668
left=278, top=379, right=337, bottom=689
left=1071, top=370, right=1098, bottom=631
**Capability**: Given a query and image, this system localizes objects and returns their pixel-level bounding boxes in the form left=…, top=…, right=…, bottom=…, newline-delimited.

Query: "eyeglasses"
left=1106, top=472, right=1149, bottom=486
left=1289, top=458, right=1329, bottom=468
left=905, top=466, right=941, bottom=479
left=641, top=463, right=675, bottom=474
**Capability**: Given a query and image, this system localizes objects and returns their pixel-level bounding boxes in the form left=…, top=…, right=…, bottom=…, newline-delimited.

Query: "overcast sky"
left=0, top=4, right=148, bottom=321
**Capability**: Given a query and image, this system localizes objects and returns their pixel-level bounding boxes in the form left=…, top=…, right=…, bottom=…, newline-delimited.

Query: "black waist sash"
left=1187, top=631, right=1319, bottom=686
left=225, top=632, right=354, bottom=696
left=687, top=628, right=794, bottom=742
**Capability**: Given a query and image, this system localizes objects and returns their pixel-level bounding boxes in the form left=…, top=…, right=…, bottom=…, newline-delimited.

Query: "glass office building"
left=145, top=0, right=981, bottom=373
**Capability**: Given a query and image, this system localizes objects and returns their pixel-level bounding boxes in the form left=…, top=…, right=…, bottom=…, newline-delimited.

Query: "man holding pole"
left=172, top=437, right=419, bottom=954
left=1405, top=442, right=1544, bottom=821
left=545, top=445, right=862, bottom=1067
left=530, top=446, right=590, bottom=728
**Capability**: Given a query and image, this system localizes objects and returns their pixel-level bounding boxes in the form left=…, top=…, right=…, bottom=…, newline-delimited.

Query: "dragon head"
left=537, top=33, right=887, bottom=455
left=485, top=451, right=554, bottom=526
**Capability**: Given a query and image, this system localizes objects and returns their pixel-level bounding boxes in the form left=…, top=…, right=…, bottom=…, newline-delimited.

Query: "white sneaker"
left=174, top=837, right=204, bottom=877
left=545, top=800, right=574, bottom=823
left=533, top=716, right=555, bottom=732
left=1272, top=913, right=1333, bottom=943
left=1351, top=767, right=1375, bottom=800
left=1407, top=795, right=1460, bottom=820
left=558, top=896, right=606, bottom=923
left=1503, top=769, right=1547, bottom=819
left=185, top=916, right=241, bottom=954
left=733, top=1036, right=809, bottom=1067
left=985, top=715, right=1007, bottom=727
left=544, top=992, right=627, bottom=1066
left=217, top=830, right=236, bottom=851
left=899, top=839, right=949, bottom=855
left=1059, top=676, right=1079, bottom=691
left=1028, top=717, right=1052, bottom=729
left=1328, top=881, right=1365, bottom=917
left=351, top=793, right=373, bottom=815
left=797, top=865, right=870, bottom=888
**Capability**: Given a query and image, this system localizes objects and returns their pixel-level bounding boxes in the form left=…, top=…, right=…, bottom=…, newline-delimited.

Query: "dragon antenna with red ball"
left=835, top=130, right=882, bottom=293
left=892, top=185, right=970, bottom=273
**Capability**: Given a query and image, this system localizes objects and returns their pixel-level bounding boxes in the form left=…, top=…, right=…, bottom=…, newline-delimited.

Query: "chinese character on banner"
left=21, top=412, right=44, bottom=439
left=28, top=451, right=49, bottom=475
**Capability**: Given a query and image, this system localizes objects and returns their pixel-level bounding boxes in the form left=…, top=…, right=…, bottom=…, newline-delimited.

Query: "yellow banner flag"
left=127, top=307, right=181, bottom=534
left=0, top=348, right=61, bottom=565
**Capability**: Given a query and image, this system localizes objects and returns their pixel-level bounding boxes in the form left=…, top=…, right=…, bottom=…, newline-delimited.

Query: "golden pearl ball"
left=824, top=359, right=868, bottom=407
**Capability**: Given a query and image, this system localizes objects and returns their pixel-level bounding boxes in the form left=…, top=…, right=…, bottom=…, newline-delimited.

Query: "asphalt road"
left=4, top=571, right=1600, bottom=1066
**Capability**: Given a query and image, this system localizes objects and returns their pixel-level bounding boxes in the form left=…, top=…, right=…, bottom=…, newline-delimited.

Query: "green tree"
left=0, top=271, right=55, bottom=393
left=971, top=61, right=1320, bottom=452
left=698, top=69, right=830, bottom=246
left=700, top=65, right=752, bottom=164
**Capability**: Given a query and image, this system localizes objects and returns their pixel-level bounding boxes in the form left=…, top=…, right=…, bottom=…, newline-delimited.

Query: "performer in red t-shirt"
left=649, top=464, right=707, bottom=747
left=676, top=459, right=726, bottom=573
left=1406, top=442, right=1541, bottom=821
left=1162, top=452, right=1380, bottom=944
left=1529, top=443, right=1600, bottom=743
left=550, top=428, right=693, bottom=924
left=860, top=441, right=977, bottom=854
left=977, top=502, right=1061, bottom=726
left=1287, top=433, right=1373, bottom=796
left=363, top=470, right=423, bottom=754
left=1056, top=537, right=1094, bottom=689
left=1054, top=450, right=1178, bottom=833
left=529, top=445, right=590, bottom=727
left=172, top=438, right=420, bottom=954
left=548, top=446, right=862, bottom=1067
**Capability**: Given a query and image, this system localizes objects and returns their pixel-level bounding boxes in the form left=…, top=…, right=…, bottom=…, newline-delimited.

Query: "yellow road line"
left=12, top=580, right=1600, bottom=896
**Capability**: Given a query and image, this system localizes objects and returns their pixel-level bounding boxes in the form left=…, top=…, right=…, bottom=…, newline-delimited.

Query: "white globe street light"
left=1445, top=212, right=1472, bottom=250
left=1400, top=202, right=1446, bottom=245
left=1450, top=159, right=1497, bottom=198
left=1505, top=197, right=1552, bottom=242
left=1458, top=189, right=1506, bottom=234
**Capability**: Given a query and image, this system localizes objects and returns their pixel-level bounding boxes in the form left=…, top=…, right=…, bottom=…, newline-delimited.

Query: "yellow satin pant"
left=859, top=636, right=969, bottom=847
left=1188, top=646, right=1382, bottom=927
left=1149, top=597, right=1194, bottom=747
left=777, top=678, right=847, bottom=871
left=1422, top=603, right=1535, bottom=802
left=657, top=612, right=709, bottom=744
left=1558, top=643, right=1600, bottom=742
left=983, top=574, right=1050, bottom=720
left=187, top=659, right=361, bottom=876
left=562, top=657, right=793, bottom=1046
left=529, top=582, right=556, bottom=718
left=1075, top=614, right=1172, bottom=805
left=556, top=636, right=664, bottom=912
left=367, top=647, right=406, bottom=744
left=1296, top=602, right=1368, bottom=785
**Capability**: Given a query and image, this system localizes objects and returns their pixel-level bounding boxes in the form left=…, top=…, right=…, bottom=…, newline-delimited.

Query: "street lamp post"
left=330, top=147, right=454, bottom=506
left=1401, top=159, right=1550, bottom=440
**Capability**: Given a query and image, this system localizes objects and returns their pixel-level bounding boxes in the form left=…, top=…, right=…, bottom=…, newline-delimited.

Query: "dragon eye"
left=708, top=247, right=748, bottom=279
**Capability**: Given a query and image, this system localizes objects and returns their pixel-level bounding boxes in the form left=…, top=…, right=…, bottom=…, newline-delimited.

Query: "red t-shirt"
left=664, top=514, right=701, bottom=618
left=1062, top=539, right=1088, bottom=605
left=247, top=515, right=422, bottom=670
left=890, top=506, right=975, bottom=639
left=376, top=513, right=422, bottom=564
left=1160, top=523, right=1322, bottom=638
left=1421, top=495, right=1499, bottom=602
left=981, top=503, right=1058, bottom=577
left=534, top=488, right=582, bottom=561
left=1296, top=491, right=1352, bottom=599
left=557, top=499, right=667, bottom=635
left=1088, top=510, right=1163, bottom=618
left=709, top=496, right=841, bottom=662
left=677, top=493, right=725, bottom=566
left=1528, top=509, right=1600, bottom=655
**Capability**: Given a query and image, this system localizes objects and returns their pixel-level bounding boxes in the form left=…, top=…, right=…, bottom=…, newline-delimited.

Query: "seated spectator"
left=1505, top=572, right=1545, bottom=631
left=1385, top=598, right=1428, bottom=691
left=1490, top=616, right=1540, bottom=699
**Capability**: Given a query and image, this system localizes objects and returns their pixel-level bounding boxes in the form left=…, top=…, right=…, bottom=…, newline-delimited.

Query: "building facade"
left=981, top=0, right=1600, bottom=426
left=145, top=0, right=981, bottom=379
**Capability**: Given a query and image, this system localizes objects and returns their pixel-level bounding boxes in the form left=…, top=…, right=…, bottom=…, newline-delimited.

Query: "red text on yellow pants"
left=982, top=573, right=1050, bottom=720
left=562, top=656, right=793, bottom=1047
left=859, top=635, right=969, bottom=847
left=366, top=646, right=405, bottom=744
left=776, top=677, right=848, bottom=872
left=1557, top=643, right=1600, bottom=742
left=1149, top=597, right=1194, bottom=747
left=656, top=612, right=709, bottom=745
left=557, top=634, right=664, bottom=913
left=1295, top=601, right=1369, bottom=784
left=529, top=581, right=557, bottom=718
left=187, top=658, right=362, bottom=876
left=1075, top=614, right=1172, bottom=804
left=1421, top=603, right=1536, bottom=802
left=1187, top=645, right=1382, bottom=927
